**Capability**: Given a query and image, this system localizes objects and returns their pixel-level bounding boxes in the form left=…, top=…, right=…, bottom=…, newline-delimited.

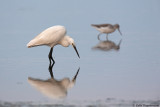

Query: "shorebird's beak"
left=118, top=28, right=122, bottom=36
left=72, top=43, right=80, bottom=58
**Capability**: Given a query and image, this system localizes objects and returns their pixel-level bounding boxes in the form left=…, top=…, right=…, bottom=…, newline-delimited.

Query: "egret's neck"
left=58, top=36, right=70, bottom=47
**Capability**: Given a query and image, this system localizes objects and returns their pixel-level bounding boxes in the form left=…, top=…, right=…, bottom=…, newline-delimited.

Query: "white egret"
left=91, top=24, right=122, bottom=40
left=27, top=25, right=80, bottom=64
left=28, top=68, right=80, bottom=99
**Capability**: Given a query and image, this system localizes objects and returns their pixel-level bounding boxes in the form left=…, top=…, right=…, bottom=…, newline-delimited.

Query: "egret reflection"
left=28, top=65, right=80, bottom=99
left=93, top=39, right=122, bottom=51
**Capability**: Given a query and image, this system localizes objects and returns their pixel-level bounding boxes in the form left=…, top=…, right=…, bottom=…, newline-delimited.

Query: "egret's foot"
left=48, top=47, right=55, bottom=65
left=48, top=55, right=55, bottom=64
left=48, top=62, right=54, bottom=78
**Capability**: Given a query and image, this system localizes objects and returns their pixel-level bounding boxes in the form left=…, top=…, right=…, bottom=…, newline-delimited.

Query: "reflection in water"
left=28, top=64, right=80, bottom=99
left=93, top=39, right=122, bottom=51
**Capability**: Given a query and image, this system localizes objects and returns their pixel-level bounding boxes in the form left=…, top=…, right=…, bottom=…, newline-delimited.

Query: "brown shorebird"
left=91, top=24, right=122, bottom=40
left=93, top=39, right=122, bottom=51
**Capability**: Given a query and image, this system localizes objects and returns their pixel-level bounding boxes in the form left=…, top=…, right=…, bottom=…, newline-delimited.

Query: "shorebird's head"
left=67, top=36, right=80, bottom=58
left=114, top=24, right=120, bottom=28
left=114, top=24, right=122, bottom=36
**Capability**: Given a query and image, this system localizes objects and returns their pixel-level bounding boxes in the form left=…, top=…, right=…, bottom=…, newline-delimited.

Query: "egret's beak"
left=72, top=67, right=80, bottom=82
left=118, top=28, right=122, bottom=36
left=72, top=43, right=80, bottom=58
left=68, top=67, right=80, bottom=89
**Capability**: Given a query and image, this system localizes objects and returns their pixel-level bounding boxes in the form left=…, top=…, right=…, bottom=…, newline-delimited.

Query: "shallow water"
left=0, top=0, right=160, bottom=106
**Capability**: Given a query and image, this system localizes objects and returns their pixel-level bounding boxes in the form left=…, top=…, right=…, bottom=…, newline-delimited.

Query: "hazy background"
left=0, top=0, right=160, bottom=103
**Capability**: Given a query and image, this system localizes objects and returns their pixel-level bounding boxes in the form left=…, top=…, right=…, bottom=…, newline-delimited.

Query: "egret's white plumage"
left=27, top=25, right=80, bottom=64
left=28, top=68, right=80, bottom=99
left=28, top=77, right=72, bottom=99
left=27, top=26, right=67, bottom=48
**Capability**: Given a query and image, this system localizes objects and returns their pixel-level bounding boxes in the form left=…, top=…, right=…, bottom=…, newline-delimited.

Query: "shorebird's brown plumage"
left=91, top=24, right=122, bottom=40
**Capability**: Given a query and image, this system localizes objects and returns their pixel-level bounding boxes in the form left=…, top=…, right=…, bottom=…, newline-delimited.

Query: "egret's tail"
left=27, top=41, right=34, bottom=48
left=27, top=39, right=38, bottom=48
left=27, top=43, right=32, bottom=48
left=27, top=41, right=43, bottom=48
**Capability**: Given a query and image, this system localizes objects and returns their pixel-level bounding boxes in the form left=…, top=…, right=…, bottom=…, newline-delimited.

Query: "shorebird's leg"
left=48, top=62, right=54, bottom=78
left=116, top=39, right=122, bottom=50
left=97, top=33, right=102, bottom=40
left=48, top=47, right=55, bottom=65
left=106, top=34, right=108, bottom=40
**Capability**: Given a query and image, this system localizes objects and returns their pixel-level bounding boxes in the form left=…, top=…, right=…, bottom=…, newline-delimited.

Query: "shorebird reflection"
left=28, top=65, right=80, bottom=99
left=93, top=39, right=122, bottom=51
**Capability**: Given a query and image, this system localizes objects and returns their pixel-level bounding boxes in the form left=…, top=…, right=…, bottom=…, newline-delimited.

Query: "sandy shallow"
left=0, top=99, right=160, bottom=107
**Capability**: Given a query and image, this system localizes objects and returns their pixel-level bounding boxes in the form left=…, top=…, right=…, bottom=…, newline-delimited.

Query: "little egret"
left=27, top=25, right=80, bottom=64
left=28, top=68, right=80, bottom=99
left=91, top=24, right=122, bottom=40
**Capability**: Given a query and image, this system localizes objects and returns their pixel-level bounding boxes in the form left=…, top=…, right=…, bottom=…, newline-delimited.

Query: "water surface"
left=0, top=0, right=160, bottom=106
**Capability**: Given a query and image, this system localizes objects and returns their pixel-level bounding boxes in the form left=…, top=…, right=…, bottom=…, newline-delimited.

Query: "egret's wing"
left=28, top=77, right=67, bottom=99
left=27, top=25, right=66, bottom=47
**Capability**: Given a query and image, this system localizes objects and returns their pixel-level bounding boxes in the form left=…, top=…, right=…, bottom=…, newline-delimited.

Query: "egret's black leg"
left=97, top=33, right=102, bottom=40
left=48, top=47, right=55, bottom=65
left=48, top=62, right=54, bottom=78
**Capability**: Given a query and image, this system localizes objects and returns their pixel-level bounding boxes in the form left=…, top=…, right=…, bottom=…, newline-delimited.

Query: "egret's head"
left=59, top=36, right=80, bottom=58
left=114, top=24, right=122, bottom=35
left=68, top=37, right=80, bottom=58
left=68, top=37, right=74, bottom=45
left=65, top=67, right=80, bottom=89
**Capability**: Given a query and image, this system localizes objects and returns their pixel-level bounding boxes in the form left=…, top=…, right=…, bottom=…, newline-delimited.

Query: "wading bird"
left=93, top=39, right=122, bottom=51
left=28, top=67, right=80, bottom=99
left=91, top=24, right=122, bottom=40
left=27, top=25, right=80, bottom=64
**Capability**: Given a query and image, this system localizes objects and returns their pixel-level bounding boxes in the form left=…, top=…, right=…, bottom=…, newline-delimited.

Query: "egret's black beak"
left=118, top=28, right=122, bottom=36
left=72, top=43, right=80, bottom=58
left=72, top=67, right=80, bottom=82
